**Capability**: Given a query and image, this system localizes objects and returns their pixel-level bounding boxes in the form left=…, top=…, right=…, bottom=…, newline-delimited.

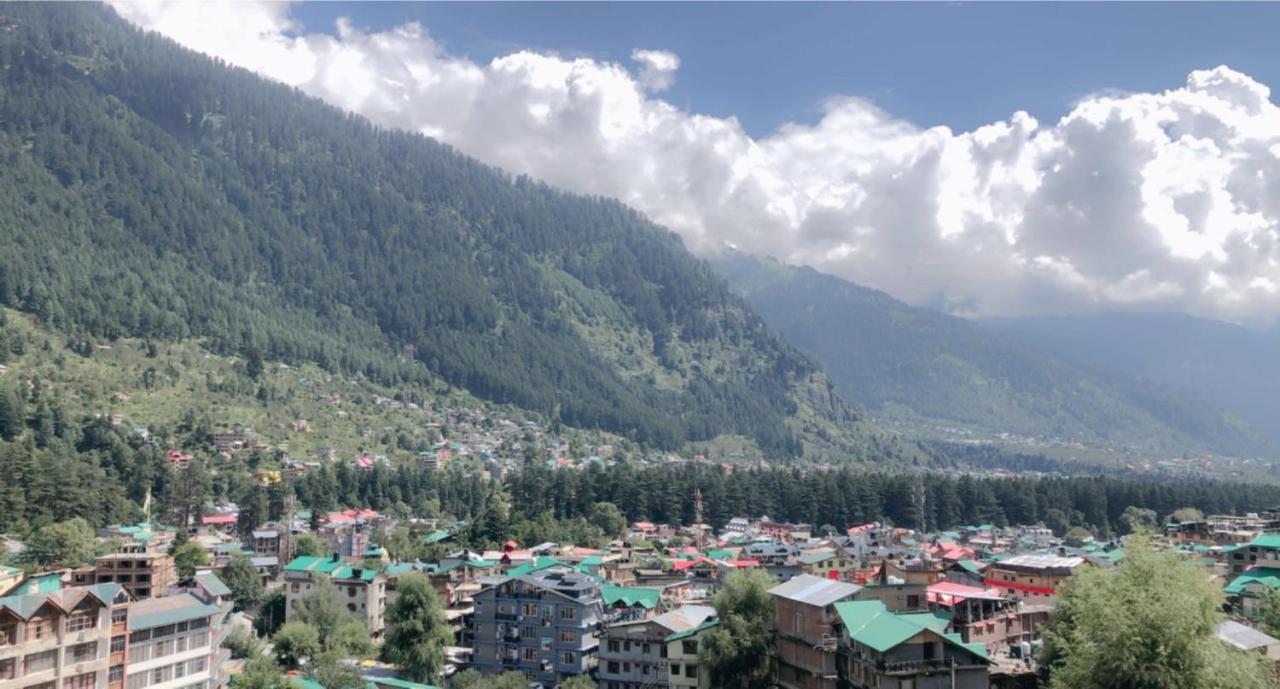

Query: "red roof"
left=201, top=514, right=237, bottom=525
left=928, top=581, right=1005, bottom=606
left=673, top=557, right=712, bottom=571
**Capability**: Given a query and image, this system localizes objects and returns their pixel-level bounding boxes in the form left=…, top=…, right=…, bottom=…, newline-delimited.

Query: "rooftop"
left=129, top=593, right=222, bottom=630
left=769, top=573, right=862, bottom=607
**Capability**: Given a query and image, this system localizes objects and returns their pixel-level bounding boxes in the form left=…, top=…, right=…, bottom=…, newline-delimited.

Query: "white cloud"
left=109, top=1, right=1280, bottom=325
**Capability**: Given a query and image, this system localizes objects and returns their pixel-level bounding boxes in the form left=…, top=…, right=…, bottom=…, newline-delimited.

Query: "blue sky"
left=116, top=1, right=1280, bottom=323
left=290, top=2, right=1280, bottom=137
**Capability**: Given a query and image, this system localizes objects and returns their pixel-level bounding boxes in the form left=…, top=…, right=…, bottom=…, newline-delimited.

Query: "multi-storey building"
left=0, top=582, right=130, bottom=689
left=283, top=556, right=387, bottom=637
left=770, top=574, right=863, bottom=689
left=663, top=617, right=718, bottom=689
left=124, top=582, right=231, bottom=689
left=833, top=600, right=990, bottom=689
left=597, top=605, right=714, bottom=689
left=88, top=551, right=177, bottom=601
left=471, top=569, right=603, bottom=687
left=984, top=554, right=1085, bottom=606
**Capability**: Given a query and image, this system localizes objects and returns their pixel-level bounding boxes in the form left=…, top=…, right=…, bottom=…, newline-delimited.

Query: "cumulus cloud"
left=109, top=1, right=1280, bottom=324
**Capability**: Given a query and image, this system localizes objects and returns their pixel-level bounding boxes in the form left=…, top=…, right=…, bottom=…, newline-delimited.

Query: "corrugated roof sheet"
left=194, top=572, right=231, bottom=597
left=129, top=594, right=222, bottom=630
left=665, top=618, right=720, bottom=643
left=603, top=585, right=661, bottom=609
left=834, top=600, right=988, bottom=660
left=768, top=574, right=861, bottom=606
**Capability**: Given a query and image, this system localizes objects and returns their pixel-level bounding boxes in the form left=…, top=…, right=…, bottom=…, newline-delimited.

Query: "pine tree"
left=381, top=573, right=454, bottom=682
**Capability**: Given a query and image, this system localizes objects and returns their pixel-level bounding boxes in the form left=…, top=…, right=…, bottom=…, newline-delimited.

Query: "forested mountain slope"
left=0, top=4, right=864, bottom=457
left=983, top=313, right=1280, bottom=446
left=714, top=254, right=1267, bottom=456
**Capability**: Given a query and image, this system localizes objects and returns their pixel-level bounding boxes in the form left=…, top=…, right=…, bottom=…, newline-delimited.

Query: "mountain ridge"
left=712, top=253, right=1268, bottom=457
left=0, top=3, right=872, bottom=459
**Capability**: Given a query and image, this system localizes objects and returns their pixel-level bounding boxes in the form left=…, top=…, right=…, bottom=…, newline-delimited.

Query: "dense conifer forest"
left=0, top=3, right=858, bottom=456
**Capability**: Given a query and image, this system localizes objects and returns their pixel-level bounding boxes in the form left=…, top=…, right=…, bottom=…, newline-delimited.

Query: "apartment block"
left=283, top=556, right=387, bottom=637
left=91, top=551, right=177, bottom=601
left=597, top=605, right=714, bottom=689
left=124, top=589, right=229, bottom=689
left=471, top=569, right=604, bottom=687
left=769, top=574, right=862, bottom=689
left=0, top=583, right=130, bottom=689
left=834, top=600, right=989, bottom=689
left=663, top=617, right=719, bottom=689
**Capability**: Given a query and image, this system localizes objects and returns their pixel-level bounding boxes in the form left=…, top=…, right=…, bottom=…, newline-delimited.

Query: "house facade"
left=769, top=574, right=863, bottom=689
left=0, top=583, right=130, bottom=689
left=834, top=600, right=989, bottom=689
left=597, top=605, right=714, bottom=689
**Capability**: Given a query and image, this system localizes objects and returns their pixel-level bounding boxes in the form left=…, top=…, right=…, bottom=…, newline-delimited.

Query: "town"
left=4, top=484, right=1280, bottom=689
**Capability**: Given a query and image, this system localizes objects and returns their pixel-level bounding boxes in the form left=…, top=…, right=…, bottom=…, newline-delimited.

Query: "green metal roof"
left=900, top=610, right=953, bottom=634
left=423, top=530, right=452, bottom=545
left=834, top=600, right=987, bottom=660
left=332, top=566, right=379, bottom=582
left=798, top=550, right=835, bottom=565
left=603, top=585, right=661, bottom=610
left=194, top=573, right=232, bottom=597
left=954, top=560, right=984, bottom=575
left=1247, top=534, right=1280, bottom=550
left=704, top=549, right=733, bottom=561
left=1225, top=567, right=1280, bottom=597
left=129, top=597, right=222, bottom=630
left=284, top=555, right=344, bottom=574
left=7, top=573, right=64, bottom=596
left=665, top=618, right=719, bottom=643
left=580, top=555, right=605, bottom=567
left=0, top=583, right=122, bottom=620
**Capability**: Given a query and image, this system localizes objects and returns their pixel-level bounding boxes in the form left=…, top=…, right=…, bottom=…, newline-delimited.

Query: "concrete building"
left=834, top=600, right=990, bottom=689
left=124, top=582, right=231, bottom=689
left=283, top=555, right=387, bottom=637
left=597, top=605, right=714, bottom=689
left=769, top=574, right=863, bottom=689
left=471, top=569, right=604, bottom=687
left=91, top=551, right=177, bottom=601
left=0, top=583, right=130, bottom=689
left=984, top=554, right=1085, bottom=606
left=663, top=618, right=719, bottom=689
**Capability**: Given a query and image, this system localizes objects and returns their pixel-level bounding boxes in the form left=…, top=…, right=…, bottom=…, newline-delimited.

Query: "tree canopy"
left=700, top=568, right=775, bottom=689
left=381, top=573, right=454, bottom=682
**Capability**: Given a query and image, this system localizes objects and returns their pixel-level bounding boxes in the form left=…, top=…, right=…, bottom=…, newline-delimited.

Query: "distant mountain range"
left=982, top=312, right=1280, bottom=446
left=713, top=253, right=1269, bottom=456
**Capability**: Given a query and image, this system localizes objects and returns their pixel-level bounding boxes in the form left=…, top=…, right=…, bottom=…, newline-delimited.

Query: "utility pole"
left=912, top=475, right=927, bottom=535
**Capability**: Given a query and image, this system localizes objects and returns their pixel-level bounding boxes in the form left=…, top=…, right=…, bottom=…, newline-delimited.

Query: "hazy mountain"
left=713, top=253, right=1267, bottom=456
left=983, top=313, right=1280, bottom=445
left=0, top=4, right=867, bottom=457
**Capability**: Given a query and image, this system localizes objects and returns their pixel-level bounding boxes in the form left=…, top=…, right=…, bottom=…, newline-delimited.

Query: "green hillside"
left=0, top=3, right=863, bottom=458
left=713, top=254, right=1267, bottom=456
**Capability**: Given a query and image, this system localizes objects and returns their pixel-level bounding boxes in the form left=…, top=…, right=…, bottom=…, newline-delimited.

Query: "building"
left=283, top=555, right=387, bottom=637
left=470, top=569, right=604, bottom=687
left=89, top=551, right=177, bottom=601
left=834, top=600, right=990, bottom=689
left=597, top=605, right=715, bottom=689
left=251, top=529, right=281, bottom=560
left=664, top=618, right=719, bottom=689
left=769, top=574, right=863, bottom=689
left=984, top=554, right=1085, bottom=605
left=0, top=583, right=130, bottom=689
left=1225, top=534, right=1280, bottom=577
left=125, top=587, right=229, bottom=689
left=1217, top=620, right=1280, bottom=660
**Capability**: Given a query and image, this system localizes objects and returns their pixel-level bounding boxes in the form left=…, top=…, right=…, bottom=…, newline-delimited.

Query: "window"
left=109, top=665, right=125, bottom=684
left=69, top=642, right=98, bottom=663
left=173, top=661, right=188, bottom=679
left=348, top=587, right=357, bottom=598
left=154, top=640, right=171, bottom=658
left=63, top=673, right=96, bottom=689
left=685, top=664, right=698, bottom=678
left=560, top=630, right=576, bottom=643
left=154, top=625, right=176, bottom=639
left=153, top=668, right=165, bottom=685
left=112, top=609, right=128, bottom=625
left=682, top=641, right=697, bottom=656
left=27, top=616, right=53, bottom=641
left=347, top=604, right=357, bottom=612
left=0, top=658, right=14, bottom=680
left=608, top=640, right=620, bottom=653
left=521, top=648, right=537, bottom=661
left=190, top=657, right=206, bottom=673
left=522, top=603, right=538, bottom=616
left=560, top=651, right=575, bottom=665
left=560, top=607, right=577, bottom=621
left=0, top=622, right=16, bottom=646
left=175, top=636, right=188, bottom=653
left=130, top=630, right=151, bottom=644
left=126, top=672, right=148, bottom=689
left=906, top=595, right=920, bottom=609
left=670, top=663, right=681, bottom=676
left=190, top=633, right=209, bottom=648
left=608, top=661, right=620, bottom=674
left=24, top=649, right=58, bottom=674
left=189, top=618, right=209, bottom=630
left=540, top=637, right=552, bottom=652
left=642, top=642, right=650, bottom=654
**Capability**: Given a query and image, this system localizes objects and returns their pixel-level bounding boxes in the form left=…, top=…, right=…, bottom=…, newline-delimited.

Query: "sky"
left=110, top=1, right=1280, bottom=326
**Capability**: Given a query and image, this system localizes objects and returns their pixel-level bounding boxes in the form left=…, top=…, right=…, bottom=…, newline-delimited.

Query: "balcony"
left=879, top=657, right=981, bottom=675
